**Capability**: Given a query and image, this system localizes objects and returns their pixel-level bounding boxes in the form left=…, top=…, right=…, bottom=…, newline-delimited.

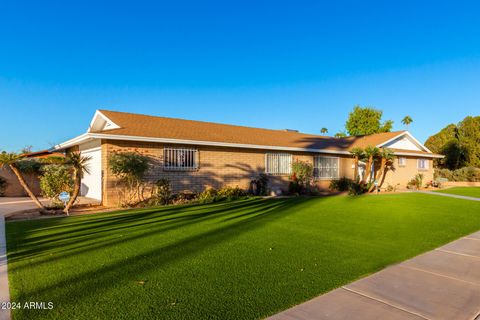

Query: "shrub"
left=250, top=173, right=269, bottom=196
left=289, top=160, right=314, bottom=195
left=39, top=165, right=74, bottom=206
left=16, top=159, right=42, bottom=174
left=108, top=152, right=150, bottom=206
left=348, top=181, right=369, bottom=195
left=198, top=188, right=219, bottom=204
left=148, top=178, right=172, bottom=206
left=329, top=177, right=353, bottom=192
left=217, top=186, right=247, bottom=200
left=407, top=173, right=424, bottom=190
left=435, top=166, right=480, bottom=182
left=0, top=176, right=7, bottom=196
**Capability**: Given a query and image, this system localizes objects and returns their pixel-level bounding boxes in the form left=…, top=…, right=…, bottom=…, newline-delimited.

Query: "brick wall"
left=100, top=139, right=434, bottom=206
left=101, top=140, right=354, bottom=206
left=0, top=167, right=41, bottom=197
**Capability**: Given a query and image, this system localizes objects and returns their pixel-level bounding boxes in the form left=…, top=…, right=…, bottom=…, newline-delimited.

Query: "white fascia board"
left=377, top=131, right=432, bottom=153
left=393, top=151, right=444, bottom=159
left=82, top=133, right=353, bottom=155
left=52, top=133, right=92, bottom=150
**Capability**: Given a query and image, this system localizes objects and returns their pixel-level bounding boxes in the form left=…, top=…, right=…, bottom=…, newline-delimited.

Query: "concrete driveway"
left=0, top=197, right=100, bottom=217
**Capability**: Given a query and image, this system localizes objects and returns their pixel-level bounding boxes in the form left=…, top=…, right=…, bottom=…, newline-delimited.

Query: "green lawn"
left=434, top=186, right=480, bottom=198
left=6, top=193, right=480, bottom=320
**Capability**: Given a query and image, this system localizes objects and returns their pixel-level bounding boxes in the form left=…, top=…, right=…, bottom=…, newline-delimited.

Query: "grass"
left=434, top=186, right=480, bottom=198
left=6, top=193, right=480, bottom=320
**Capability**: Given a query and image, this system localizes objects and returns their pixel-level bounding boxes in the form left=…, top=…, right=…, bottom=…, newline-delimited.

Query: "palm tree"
left=363, top=146, right=380, bottom=184
left=320, top=127, right=328, bottom=134
left=369, top=148, right=395, bottom=192
left=402, top=116, right=413, bottom=130
left=64, top=152, right=91, bottom=214
left=350, top=147, right=365, bottom=182
left=0, top=152, right=46, bottom=211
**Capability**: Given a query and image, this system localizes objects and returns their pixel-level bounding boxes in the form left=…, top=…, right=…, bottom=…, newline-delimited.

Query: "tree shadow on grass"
left=8, top=199, right=277, bottom=270
left=13, top=197, right=316, bottom=313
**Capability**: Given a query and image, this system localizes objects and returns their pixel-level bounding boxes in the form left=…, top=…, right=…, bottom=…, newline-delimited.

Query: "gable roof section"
left=55, top=110, right=443, bottom=158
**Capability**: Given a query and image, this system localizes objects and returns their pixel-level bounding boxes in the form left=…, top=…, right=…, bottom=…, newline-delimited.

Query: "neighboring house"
left=54, top=110, right=443, bottom=206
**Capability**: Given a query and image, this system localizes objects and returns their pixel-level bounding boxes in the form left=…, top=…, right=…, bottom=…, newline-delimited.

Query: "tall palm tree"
left=350, top=147, right=365, bottom=182
left=363, top=146, right=380, bottom=184
left=369, top=148, right=395, bottom=192
left=64, top=152, right=91, bottom=214
left=0, top=152, right=46, bottom=211
left=320, top=127, right=328, bottom=134
left=401, top=115, right=413, bottom=130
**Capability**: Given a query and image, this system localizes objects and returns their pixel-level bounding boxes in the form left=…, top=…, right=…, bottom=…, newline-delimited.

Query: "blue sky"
left=1, top=0, right=479, bottom=151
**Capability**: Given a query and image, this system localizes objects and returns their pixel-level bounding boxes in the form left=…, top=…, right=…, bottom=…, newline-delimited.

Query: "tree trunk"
left=353, top=156, right=359, bottom=181
left=9, top=164, right=46, bottom=211
left=369, top=159, right=385, bottom=192
left=363, top=156, right=373, bottom=184
left=64, top=168, right=80, bottom=214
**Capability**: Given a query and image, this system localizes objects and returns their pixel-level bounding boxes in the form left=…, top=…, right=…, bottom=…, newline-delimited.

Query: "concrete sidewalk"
left=269, top=231, right=480, bottom=320
left=0, top=215, right=10, bottom=320
left=0, top=197, right=101, bottom=217
left=416, top=190, right=480, bottom=202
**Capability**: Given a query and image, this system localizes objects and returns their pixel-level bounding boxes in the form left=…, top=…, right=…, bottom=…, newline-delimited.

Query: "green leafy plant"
left=149, top=178, right=172, bottom=206
left=217, top=186, right=247, bottom=200
left=109, top=152, right=150, bottom=206
left=198, top=188, right=219, bottom=204
left=64, top=152, right=91, bottom=214
left=345, top=105, right=393, bottom=136
left=407, top=173, right=424, bottom=190
left=329, top=177, right=353, bottom=192
left=39, top=165, right=74, bottom=207
left=250, top=173, right=268, bottom=196
left=289, top=160, right=313, bottom=195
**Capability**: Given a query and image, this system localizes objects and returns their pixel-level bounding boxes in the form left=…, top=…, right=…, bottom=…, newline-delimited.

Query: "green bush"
left=198, top=188, right=219, bottom=204
left=217, top=186, right=247, bottom=200
left=329, top=177, right=353, bottom=191
left=250, top=173, right=268, bottom=196
left=407, top=173, right=424, bottom=190
left=435, top=167, right=480, bottom=182
left=39, top=165, right=73, bottom=206
left=0, top=176, right=7, bottom=196
left=348, top=181, right=369, bottom=195
left=289, top=160, right=314, bottom=195
left=148, top=178, right=172, bottom=206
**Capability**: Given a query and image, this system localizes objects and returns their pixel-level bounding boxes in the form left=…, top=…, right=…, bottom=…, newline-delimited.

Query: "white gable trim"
left=88, top=110, right=120, bottom=132
left=377, top=131, right=432, bottom=153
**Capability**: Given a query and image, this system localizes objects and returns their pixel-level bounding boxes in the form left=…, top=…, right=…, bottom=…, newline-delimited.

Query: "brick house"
left=54, top=110, right=443, bottom=206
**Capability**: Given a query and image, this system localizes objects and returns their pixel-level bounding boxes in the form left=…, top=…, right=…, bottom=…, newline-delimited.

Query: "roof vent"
left=283, top=129, right=299, bottom=132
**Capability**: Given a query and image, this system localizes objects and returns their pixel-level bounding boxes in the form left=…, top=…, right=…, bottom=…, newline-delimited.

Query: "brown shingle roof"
left=96, top=110, right=439, bottom=157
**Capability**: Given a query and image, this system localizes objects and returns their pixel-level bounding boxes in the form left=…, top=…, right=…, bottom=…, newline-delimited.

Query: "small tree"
left=64, top=152, right=91, bottom=214
left=363, top=146, right=380, bottom=184
left=109, top=152, right=150, bottom=205
left=289, top=160, right=314, bottom=194
left=369, top=148, right=395, bottom=192
left=320, top=127, right=328, bottom=134
left=350, top=147, right=365, bottom=182
left=0, top=152, right=46, bottom=211
left=39, top=164, right=74, bottom=207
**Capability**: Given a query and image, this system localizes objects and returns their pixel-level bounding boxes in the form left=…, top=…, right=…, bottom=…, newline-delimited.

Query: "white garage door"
left=80, top=147, right=102, bottom=201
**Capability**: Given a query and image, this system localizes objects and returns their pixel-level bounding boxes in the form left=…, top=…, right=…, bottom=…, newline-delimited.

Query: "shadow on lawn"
left=12, top=197, right=318, bottom=309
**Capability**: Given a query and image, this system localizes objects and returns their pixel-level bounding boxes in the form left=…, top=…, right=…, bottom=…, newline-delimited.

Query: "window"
left=398, top=157, right=407, bottom=166
left=417, top=159, right=428, bottom=170
left=164, top=147, right=198, bottom=170
left=265, top=153, right=292, bottom=175
left=314, top=156, right=339, bottom=179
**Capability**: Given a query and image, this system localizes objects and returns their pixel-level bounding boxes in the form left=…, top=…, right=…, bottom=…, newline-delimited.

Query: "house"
left=54, top=110, right=443, bottom=206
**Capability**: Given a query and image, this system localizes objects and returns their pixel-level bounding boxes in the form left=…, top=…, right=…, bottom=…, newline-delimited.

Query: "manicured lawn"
left=434, top=186, right=480, bottom=198
left=6, top=193, right=480, bottom=320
